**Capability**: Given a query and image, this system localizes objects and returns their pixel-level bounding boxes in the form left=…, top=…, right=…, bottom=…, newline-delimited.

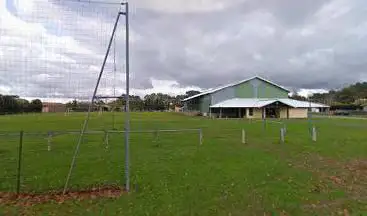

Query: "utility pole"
left=63, top=1, right=131, bottom=194
left=121, top=1, right=130, bottom=192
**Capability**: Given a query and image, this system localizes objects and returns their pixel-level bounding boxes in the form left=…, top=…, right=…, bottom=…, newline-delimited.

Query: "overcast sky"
left=1, top=0, right=366, bottom=102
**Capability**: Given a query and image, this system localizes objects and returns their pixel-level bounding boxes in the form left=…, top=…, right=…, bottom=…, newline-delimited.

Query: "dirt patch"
left=344, top=159, right=367, bottom=172
left=308, top=157, right=367, bottom=191
left=246, top=143, right=367, bottom=213
left=290, top=155, right=367, bottom=212
left=0, top=185, right=125, bottom=207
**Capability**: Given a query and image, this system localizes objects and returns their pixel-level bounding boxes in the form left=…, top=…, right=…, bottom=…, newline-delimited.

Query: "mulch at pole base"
left=0, top=185, right=125, bottom=206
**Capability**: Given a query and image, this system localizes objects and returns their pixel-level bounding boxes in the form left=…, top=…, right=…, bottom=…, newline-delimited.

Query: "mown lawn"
left=1, top=112, right=367, bottom=215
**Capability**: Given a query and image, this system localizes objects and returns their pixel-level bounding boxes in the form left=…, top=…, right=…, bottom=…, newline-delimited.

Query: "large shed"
left=182, top=76, right=329, bottom=119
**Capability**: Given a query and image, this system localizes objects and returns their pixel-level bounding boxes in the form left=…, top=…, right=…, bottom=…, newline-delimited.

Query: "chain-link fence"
left=0, top=128, right=202, bottom=194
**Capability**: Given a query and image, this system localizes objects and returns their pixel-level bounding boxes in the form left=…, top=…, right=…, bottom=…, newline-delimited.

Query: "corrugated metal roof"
left=209, top=98, right=262, bottom=108
left=277, top=99, right=329, bottom=108
left=182, top=76, right=290, bottom=102
left=255, top=99, right=276, bottom=107
left=210, top=98, right=329, bottom=108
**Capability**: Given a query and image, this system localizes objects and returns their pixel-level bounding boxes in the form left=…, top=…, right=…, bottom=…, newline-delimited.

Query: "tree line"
left=290, top=82, right=367, bottom=106
left=0, top=90, right=201, bottom=115
left=0, top=95, right=43, bottom=115
left=66, top=90, right=201, bottom=112
left=2, top=81, right=366, bottom=115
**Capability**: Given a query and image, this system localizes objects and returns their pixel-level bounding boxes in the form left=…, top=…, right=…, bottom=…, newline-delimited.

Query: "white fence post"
left=153, top=130, right=159, bottom=145
left=199, top=129, right=203, bottom=145
left=47, top=132, right=53, bottom=151
left=104, top=131, right=109, bottom=149
left=242, top=129, right=246, bottom=144
left=312, top=126, right=317, bottom=142
left=283, top=124, right=287, bottom=135
left=280, top=128, right=285, bottom=144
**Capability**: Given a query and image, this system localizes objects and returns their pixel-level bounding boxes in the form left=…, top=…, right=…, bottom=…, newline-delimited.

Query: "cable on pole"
left=63, top=10, right=123, bottom=195
left=112, top=32, right=117, bottom=129
left=55, top=0, right=122, bottom=5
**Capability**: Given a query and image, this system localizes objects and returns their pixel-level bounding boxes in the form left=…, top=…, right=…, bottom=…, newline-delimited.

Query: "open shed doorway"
left=263, top=101, right=290, bottom=119
left=265, top=107, right=279, bottom=118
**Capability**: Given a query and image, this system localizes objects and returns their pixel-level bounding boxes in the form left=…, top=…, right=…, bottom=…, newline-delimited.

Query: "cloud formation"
left=1, top=0, right=367, bottom=101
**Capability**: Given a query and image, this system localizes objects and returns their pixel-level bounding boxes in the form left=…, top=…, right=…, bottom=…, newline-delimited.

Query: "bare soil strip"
left=0, top=185, right=124, bottom=206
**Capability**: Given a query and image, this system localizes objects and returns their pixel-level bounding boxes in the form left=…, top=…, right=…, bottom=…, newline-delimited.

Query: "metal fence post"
left=16, top=130, right=24, bottom=194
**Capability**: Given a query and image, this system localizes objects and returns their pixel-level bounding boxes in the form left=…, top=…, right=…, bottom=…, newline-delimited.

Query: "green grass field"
left=1, top=112, right=367, bottom=215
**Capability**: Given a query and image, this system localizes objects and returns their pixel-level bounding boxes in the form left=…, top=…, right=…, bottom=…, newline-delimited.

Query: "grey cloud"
left=128, top=0, right=367, bottom=90
left=1, top=0, right=367, bottom=100
left=242, top=0, right=331, bottom=26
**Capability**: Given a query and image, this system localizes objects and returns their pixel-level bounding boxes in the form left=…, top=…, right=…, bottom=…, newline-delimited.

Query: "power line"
left=54, top=0, right=123, bottom=5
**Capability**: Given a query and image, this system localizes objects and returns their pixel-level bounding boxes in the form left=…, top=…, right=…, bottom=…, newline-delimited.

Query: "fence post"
left=104, top=131, right=109, bottom=149
left=242, top=129, right=246, bottom=144
left=199, top=129, right=203, bottom=145
left=153, top=130, right=159, bottom=146
left=262, top=116, right=267, bottom=132
left=16, top=130, right=24, bottom=194
left=283, top=124, right=287, bottom=135
left=280, top=128, right=285, bottom=144
left=47, top=131, right=53, bottom=151
left=312, top=126, right=317, bottom=142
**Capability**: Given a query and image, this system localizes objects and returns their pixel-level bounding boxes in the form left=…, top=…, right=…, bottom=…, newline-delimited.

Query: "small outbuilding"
left=42, top=102, right=66, bottom=113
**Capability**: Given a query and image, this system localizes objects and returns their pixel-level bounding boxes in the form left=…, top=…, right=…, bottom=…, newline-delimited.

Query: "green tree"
left=66, top=99, right=78, bottom=110
left=185, top=90, right=201, bottom=98
left=17, top=98, right=30, bottom=113
left=29, top=99, right=43, bottom=113
left=0, top=95, right=20, bottom=114
left=289, top=93, right=307, bottom=101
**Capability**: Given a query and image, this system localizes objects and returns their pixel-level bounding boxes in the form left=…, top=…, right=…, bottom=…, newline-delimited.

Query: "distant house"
left=174, top=106, right=183, bottom=112
left=363, top=104, right=367, bottom=112
left=99, top=104, right=111, bottom=112
left=42, top=103, right=66, bottom=113
left=182, top=76, right=329, bottom=119
left=311, top=108, right=321, bottom=113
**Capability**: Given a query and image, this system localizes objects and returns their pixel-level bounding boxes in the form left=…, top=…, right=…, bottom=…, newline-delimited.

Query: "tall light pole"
left=120, top=1, right=130, bottom=192
left=63, top=1, right=131, bottom=194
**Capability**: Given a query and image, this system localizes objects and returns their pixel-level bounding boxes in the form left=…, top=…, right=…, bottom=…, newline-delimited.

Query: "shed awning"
left=210, top=98, right=329, bottom=108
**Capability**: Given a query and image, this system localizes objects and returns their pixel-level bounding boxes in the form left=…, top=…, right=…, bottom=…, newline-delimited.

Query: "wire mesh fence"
left=0, top=134, right=19, bottom=193
left=1, top=116, right=367, bottom=195
left=0, top=128, right=202, bottom=194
